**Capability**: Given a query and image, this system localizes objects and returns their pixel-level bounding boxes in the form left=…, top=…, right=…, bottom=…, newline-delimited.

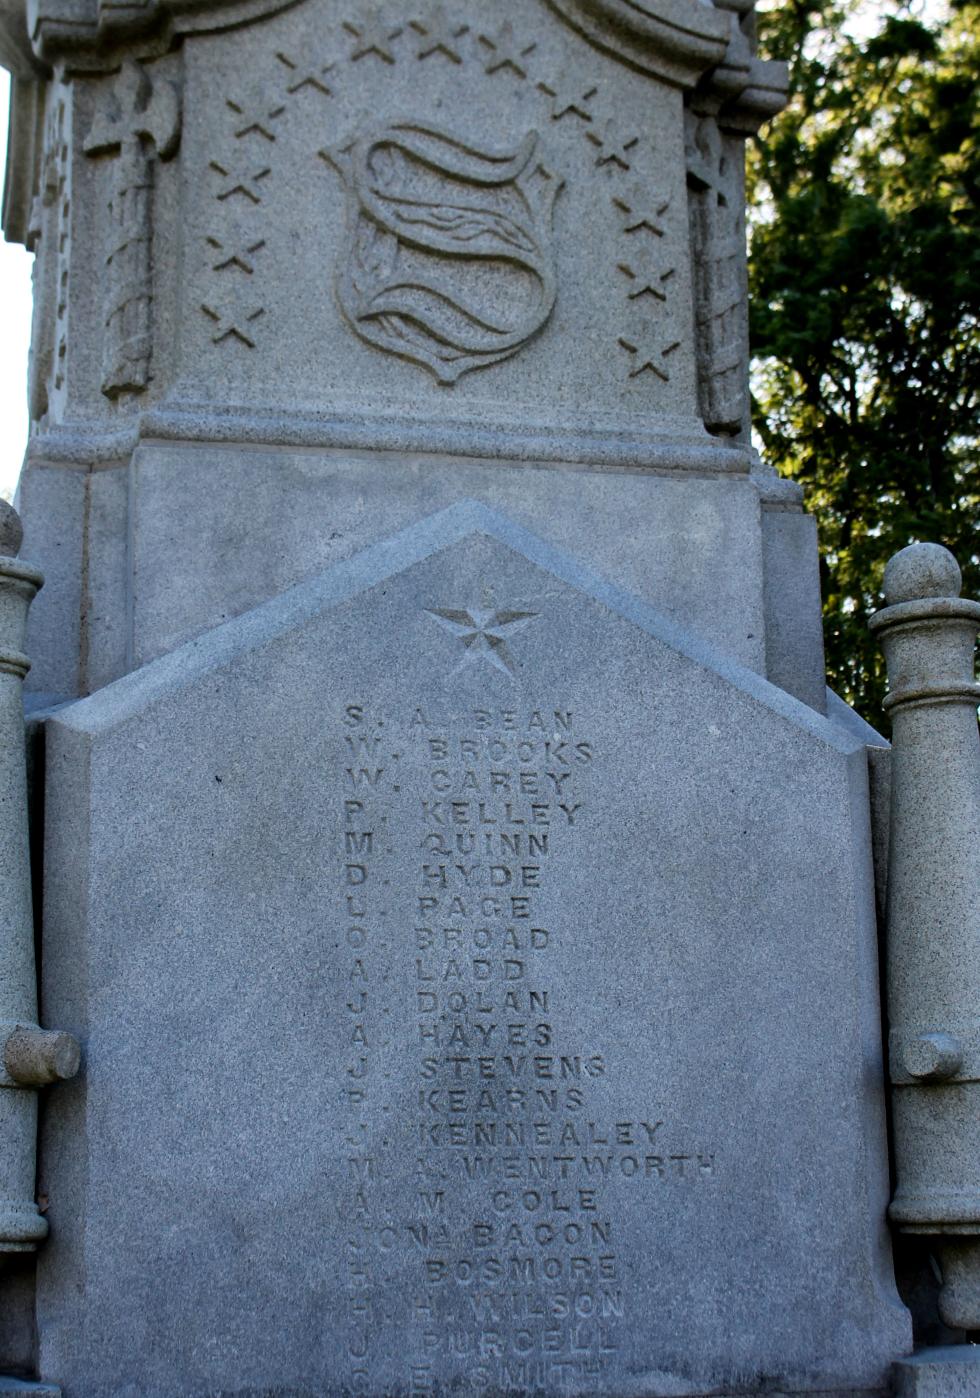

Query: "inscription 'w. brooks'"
left=322, top=122, right=563, bottom=383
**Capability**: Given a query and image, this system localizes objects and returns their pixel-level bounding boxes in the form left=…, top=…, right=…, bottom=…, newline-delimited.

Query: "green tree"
left=748, top=0, right=980, bottom=723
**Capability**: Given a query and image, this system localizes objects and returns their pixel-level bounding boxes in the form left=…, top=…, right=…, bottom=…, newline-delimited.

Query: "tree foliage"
left=748, top=0, right=979, bottom=722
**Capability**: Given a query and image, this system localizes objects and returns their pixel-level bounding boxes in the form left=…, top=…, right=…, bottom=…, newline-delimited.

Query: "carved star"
left=587, top=119, right=640, bottom=171
left=209, top=157, right=271, bottom=203
left=618, top=330, right=681, bottom=382
left=617, top=252, right=675, bottom=303
left=613, top=186, right=671, bottom=236
left=478, top=22, right=536, bottom=78
left=344, top=11, right=403, bottom=63
left=410, top=8, right=468, bottom=62
left=426, top=606, right=539, bottom=677
left=224, top=94, right=285, bottom=142
left=206, top=234, right=266, bottom=275
left=275, top=51, right=335, bottom=96
left=536, top=78, right=597, bottom=122
left=201, top=294, right=264, bottom=347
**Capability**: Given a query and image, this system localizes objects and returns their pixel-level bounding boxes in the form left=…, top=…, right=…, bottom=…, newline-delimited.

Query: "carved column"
left=27, top=89, right=70, bottom=423
left=0, top=502, right=80, bottom=1253
left=870, top=543, right=980, bottom=1329
left=685, top=108, right=744, bottom=435
left=84, top=58, right=180, bottom=397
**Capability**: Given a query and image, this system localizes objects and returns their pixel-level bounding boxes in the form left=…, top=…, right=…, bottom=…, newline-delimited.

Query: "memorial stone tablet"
left=0, top=0, right=918, bottom=1388
left=9, top=0, right=822, bottom=711
left=39, top=505, right=909, bottom=1396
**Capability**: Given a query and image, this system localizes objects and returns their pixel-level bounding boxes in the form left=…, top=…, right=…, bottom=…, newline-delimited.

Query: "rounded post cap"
left=0, top=500, right=23, bottom=558
left=884, top=543, right=962, bottom=605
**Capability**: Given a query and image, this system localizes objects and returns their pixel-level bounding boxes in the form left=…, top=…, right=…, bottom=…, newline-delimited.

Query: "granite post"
left=870, top=544, right=980, bottom=1391
left=0, top=502, right=79, bottom=1254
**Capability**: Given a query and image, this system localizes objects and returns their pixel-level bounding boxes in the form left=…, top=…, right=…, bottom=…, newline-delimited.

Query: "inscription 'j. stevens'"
left=322, top=122, right=564, bottom=383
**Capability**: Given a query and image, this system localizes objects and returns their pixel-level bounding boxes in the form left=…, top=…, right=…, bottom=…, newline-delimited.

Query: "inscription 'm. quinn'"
left=403, top=699, right=619, bottom=1395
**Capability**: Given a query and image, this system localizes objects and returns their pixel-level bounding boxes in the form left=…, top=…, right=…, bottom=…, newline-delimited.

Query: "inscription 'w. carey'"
left=321, top=122, right=564, bottom=384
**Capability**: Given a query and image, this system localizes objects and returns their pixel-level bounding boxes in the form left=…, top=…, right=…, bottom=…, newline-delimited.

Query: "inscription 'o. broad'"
left=321, top=122, right=564, bottom=384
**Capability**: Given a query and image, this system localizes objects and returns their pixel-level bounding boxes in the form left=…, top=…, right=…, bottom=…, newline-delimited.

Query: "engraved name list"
left=332, top=695, right=715, bottom=1396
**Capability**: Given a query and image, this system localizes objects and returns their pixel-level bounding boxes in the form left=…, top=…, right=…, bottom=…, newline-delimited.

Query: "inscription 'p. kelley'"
left=331, top=676, right=718, bottom=1397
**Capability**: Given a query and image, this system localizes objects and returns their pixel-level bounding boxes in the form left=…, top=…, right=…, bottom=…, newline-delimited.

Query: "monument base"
left=0, top=1379, right=62, bottom=1395
left=893, top=1345, right=980, bottom=1397
left=0, top=1378, right=894, bottom=1398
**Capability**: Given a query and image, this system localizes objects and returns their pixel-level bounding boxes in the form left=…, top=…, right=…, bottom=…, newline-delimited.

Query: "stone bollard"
left=0, top=500, right=80, bottom=1253
left=870, top=543, right=980, bottom=1331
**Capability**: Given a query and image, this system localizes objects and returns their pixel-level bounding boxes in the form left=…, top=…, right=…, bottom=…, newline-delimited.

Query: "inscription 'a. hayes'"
left=333, top=695, right=716, bottom=1395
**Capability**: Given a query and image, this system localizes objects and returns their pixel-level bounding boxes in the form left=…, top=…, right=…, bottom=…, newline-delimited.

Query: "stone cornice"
left=547, top=0, right=787, bottom=127
left=24, top=400, right=755, bottom=474
left=0, top=0, right=297, bottom=71
left=0, top=0, right=790, bottom=120
left=0, top=0, right=42, bottom=76
left=548, top=0, right=727, bottom=87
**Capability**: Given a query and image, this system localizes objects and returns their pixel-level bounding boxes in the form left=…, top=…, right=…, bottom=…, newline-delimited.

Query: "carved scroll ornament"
left=548, top=0, right=788, bottom=129
left=323, top=123, right=563, bottom=385
left=4, top=0, right=298, bottom=69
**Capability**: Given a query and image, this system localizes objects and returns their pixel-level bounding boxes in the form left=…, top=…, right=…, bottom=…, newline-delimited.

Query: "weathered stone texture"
left=0, top=0, right=924, bottom=1392
left=37, top=505, right=909, bottom=1396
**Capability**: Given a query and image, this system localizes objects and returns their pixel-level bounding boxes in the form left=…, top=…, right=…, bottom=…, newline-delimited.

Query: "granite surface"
left=893, top=1344, right=980, bottom=1397
left=22, top=447, right=830, bottom=717
left=13, top=0, right=804, bottom=724
left=27, top=0, right=713, bottom=455
left=36, top=503, right=909, bottom=1396
left=0, top=0, right=915, bottom=1386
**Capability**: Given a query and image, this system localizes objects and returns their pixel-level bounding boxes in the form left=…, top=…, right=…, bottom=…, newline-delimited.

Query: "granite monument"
left=0, top=0, right=977, bottom=1394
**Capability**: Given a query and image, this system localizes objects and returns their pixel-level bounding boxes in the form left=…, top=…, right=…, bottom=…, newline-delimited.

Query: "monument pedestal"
left=30, top=503, right=909, bottom=1395
left=893, top=1345, right=980, bottom=1398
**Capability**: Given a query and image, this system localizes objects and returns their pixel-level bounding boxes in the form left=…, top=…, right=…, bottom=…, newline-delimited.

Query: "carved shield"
left=325, top=123, right=563, bottom=384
